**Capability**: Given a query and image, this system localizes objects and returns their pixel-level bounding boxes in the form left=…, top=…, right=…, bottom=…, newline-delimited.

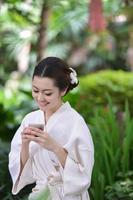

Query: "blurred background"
left=0, top=0, right=133, bottom=199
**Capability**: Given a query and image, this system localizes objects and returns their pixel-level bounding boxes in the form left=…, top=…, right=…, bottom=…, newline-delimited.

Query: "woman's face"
left=32, top=76, right=65, bottom=112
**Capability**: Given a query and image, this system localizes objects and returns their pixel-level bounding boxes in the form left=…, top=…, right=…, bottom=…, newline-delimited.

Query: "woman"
left=9, top=57, right=94, bottom=200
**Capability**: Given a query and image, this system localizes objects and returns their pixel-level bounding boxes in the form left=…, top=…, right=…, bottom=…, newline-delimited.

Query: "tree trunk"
left=36, top=2, right=50, bottom=62
left=89, top=0, right=106, bottom=32
left=124, top=0, right=130, bottom=6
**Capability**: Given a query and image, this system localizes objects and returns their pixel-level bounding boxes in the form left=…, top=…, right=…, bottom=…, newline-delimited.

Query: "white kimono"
left=8, top=102, right=94, bottom=200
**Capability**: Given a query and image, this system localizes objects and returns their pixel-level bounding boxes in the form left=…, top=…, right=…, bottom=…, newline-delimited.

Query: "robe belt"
left=32, top=170, right=63, bottom=192
left=47, top=172, right=63, bottom=200
left=47, top=170, right=63, bottom=186
left=32, top=171, right=63, bottom=200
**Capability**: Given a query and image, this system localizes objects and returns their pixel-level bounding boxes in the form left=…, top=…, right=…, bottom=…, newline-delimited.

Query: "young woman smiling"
left=9, top=57, right=94, bottom=200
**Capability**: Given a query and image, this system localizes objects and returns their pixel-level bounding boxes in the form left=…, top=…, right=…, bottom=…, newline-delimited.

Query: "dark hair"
left=32, top=57, right=79, bottom=94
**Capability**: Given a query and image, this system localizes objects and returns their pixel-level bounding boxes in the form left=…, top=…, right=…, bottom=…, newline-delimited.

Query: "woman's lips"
left=38, top=102, right=49, bottom=107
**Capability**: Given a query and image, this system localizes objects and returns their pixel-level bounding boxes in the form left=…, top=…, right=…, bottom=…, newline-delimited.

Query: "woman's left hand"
left=24, top=126, right=59, bottom=152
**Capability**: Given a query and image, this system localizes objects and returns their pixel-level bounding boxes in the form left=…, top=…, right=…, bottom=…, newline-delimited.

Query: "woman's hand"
left=23, top=126, right=59, bottom=152
left=21, top=127, right=32, bottom=146
left=24, top=126, right=68, bottom=167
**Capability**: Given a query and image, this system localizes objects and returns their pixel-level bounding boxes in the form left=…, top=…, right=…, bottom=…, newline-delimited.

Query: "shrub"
left=105, top=172, right=133, bottom=200
left=65, top=70, right=133, bottom=121
left=89, top=98, right=133, bottom=200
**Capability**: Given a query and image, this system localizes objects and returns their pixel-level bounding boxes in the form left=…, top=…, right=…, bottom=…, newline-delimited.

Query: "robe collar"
left=40, top=101, right=71, bottom=130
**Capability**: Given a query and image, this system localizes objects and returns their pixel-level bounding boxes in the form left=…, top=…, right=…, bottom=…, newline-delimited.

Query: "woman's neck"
left=44, top=101, right=63, bottom=123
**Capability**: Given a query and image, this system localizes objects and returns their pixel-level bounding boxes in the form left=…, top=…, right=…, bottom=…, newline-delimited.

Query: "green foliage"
left=105, top=172, right=133, bottom=200
left=0, top=103, right=18, bottom=141
left=0, top=140, right=12, bottom=199
left=0, top=84, right=34, bottom=142
left=89, top=98, right=133, bottom=200
left=0, top=0, right=132, bottom=77
left=36, top=188, right=50, bottom=200
left=121, top=102, right=133, bottom=173
left=65, top=70, right=133, bottom=121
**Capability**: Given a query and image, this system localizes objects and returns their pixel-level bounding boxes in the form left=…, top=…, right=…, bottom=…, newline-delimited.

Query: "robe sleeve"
left=62, top=117, right=94, bottom=196
left=8, top=116, right=35, bottom=195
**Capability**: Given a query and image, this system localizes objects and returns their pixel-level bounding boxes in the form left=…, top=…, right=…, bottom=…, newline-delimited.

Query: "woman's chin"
left=38, top=104, right=50, bottom=112
left=39, top=106, right=47, bottom=111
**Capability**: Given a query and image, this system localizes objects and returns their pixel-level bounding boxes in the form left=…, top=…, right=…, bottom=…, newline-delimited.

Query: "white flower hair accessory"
left=69, top=67, right=78, bottom=84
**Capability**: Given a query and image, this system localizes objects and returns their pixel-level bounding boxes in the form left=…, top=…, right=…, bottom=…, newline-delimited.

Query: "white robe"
left=8, top=102, right=94, bottom=200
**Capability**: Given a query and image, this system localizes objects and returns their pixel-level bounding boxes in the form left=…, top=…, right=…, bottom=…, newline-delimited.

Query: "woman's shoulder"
left=24, top=109, right=41, bottom=117
left=69, top=105, right=85, bottom=122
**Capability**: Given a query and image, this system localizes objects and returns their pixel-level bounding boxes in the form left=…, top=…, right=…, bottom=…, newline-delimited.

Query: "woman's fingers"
left=22, top=127, right=43, bottom=136
left=27, top=130, right=43, bottom=138
left=21, top=127, right=52, bottom=149
left=23, top=134, right=35, bottom=140
left=28, top=127, right=43, bottom=133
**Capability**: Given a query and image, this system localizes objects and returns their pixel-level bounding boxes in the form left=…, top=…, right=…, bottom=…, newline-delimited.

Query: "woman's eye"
left=45, top=93, right=52, bottom=96
left=33, top=90, right=38, bottom=93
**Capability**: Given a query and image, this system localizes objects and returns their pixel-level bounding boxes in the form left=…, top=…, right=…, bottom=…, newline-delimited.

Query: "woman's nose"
left=37, top=93, right=45, bottom=101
